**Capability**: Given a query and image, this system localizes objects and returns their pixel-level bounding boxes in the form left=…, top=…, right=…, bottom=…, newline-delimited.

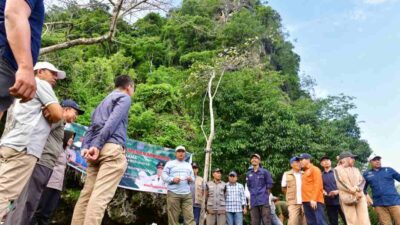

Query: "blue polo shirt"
left=0, top=0, right=45, bottom=69
left=363, top=167, right=400, bottom=206
left=246, top=167, right=274, bottom=207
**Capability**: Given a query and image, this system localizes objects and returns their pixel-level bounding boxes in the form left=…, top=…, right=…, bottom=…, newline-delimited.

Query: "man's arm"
left=91, top=95, right=131, bottom=149
left=161, top=162, right=174, bottom=184
left=281, top=172, right=287, bottom=194
left=43, top=103, right=63, bottom=123
left=265, top=170, right=274, bottom=191
left=390, top=167, right=400, bottom=182
left=5, top=0, right=36, bottom=102
left=312, top=168, right=323, bottom=201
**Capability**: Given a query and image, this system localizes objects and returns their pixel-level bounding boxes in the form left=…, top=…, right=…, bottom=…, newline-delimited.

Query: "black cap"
left=156, top=161, right=165, bottom=168
left=192, top=162, right=199, bottom=168
left=250, top=153, right=261, bottom=160
left=320, top=155, right=330, bottom=162
left=338, top=151, right=357, bottom=160
left=212, top=168, right=222, bottom=173
left=298, top=153, right=312, bottom=159
left=61, top=99, right=85, bottom=115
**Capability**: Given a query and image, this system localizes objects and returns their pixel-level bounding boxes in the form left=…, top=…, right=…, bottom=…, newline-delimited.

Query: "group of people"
left=0, top=65, right=135, bottom=225
left=162, top=149, right=400, bottom=225
left=0, top=1, right=136, bottom=224
left=0, top=1, right=400, bottom=225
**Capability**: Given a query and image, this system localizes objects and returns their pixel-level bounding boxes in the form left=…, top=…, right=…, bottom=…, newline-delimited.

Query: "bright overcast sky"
left=268, top=0, right=400, bottom=173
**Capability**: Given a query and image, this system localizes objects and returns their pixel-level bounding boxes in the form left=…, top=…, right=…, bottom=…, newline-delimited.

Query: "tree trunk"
left=200, top=70, right=216, bottom=225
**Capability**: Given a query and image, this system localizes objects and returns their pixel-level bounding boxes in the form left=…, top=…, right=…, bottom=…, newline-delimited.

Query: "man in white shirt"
left=0, top=62, right=65, bottom=220
left=281, top=157, right=306, bottom=225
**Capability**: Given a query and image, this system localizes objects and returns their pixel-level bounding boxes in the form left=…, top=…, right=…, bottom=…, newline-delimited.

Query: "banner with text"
left=65, top=123, right=192, bottom=194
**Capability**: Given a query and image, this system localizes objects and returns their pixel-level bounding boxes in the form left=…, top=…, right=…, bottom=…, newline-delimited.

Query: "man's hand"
left=84, top=146, right=100, bottom=163
left=243, top=207, right=248, bottom=215
left=172, top=177, right=181, bottom=184
left=310, top=200, right=317, bottom=210
left=9, top=67, right=36, bottom=103
left=328, top=190, right=339, bottom=197
left=356, top=192, right=363, bottom=200
left=187, top=176, right=193, bottom=182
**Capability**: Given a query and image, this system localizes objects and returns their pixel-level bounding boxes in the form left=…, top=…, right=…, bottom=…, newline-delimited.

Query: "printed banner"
left=65, top=123, right=192, bottom=194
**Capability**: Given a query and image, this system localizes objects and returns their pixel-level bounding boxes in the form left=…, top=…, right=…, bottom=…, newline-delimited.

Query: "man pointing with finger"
left=0, top=0, right=45, bottom=119
left=71, top=75, right=134, bottom=225
left=162, top=145, right=195, bottom=225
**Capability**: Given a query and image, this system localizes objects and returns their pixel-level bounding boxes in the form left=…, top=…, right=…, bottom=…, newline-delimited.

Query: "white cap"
left=367, top=154, right=381, bottom=162
left=175, top=145, right=186, bottom=152
left=34, top=62, right=66, bottom=80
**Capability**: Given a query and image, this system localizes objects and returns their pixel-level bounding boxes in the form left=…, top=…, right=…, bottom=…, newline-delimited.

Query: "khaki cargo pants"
left=167, top=191, right=195, bottom=225
left=287, top=204, right=307, bottom=225
left=375, top=205, right=400, bottom=225
left=71, top=143, right=127, bottom=225
left=0, top=146, right=37, bottom=220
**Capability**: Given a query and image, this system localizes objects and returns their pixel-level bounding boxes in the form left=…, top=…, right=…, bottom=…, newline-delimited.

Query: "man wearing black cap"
left=205, top=168, right=227, bottom=225
left=281, top=157, right=306, bottom=225
left=190, top=162, right=203, bottom=225
left=298, top=153, right=328, bottom=225
left=226, top=171, right=247, bottom=225
left=246, top=153, right=273, bottom=225
left=320, top=156, right=346, bottom=225
left=4, top=99, right=84, bottom=225
left=363, top=154, right=400, bottom=225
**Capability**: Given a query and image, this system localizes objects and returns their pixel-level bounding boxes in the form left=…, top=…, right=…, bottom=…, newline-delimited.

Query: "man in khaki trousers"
left=363, top=154, right=400, bottom=225
left=281, top=157, right=307, bottom=225
left=162, top=146, right=195, bottom=225
left=71, top=75, right=134, bottom=225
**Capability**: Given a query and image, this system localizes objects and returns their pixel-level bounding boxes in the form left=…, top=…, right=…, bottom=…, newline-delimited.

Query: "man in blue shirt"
left=363, top=154, right=400, bottom=225
left=71, top=75, right=134, bottom=225
left=320, top=156, right=346, bottom=225
left=162, top=145, right=195, bottom=225
left=246, top=153, right=274, bottom=225
left=0, top=0, right=45, bottom=119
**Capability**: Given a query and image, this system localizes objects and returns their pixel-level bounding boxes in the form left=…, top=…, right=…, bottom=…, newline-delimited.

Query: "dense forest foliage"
left=12, top=0, right=374, bottom=223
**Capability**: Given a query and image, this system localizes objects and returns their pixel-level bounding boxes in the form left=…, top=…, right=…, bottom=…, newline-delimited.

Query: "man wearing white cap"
left=0, top=61, right=65, bottom=220
left=363, top=154, right=400, bottom=225
left=162, top=145, right=195, bottom=225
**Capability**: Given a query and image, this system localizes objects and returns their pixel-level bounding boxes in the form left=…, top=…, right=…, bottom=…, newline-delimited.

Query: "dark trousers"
left=250, top=205, right=271, bottom=225
left=31, top=188, right=61, bottom=225
left=326, top=205, right=346, bottom=225
left=193, top=206, right=201, bottom=225
left=4, top=164, right=53, bottom=225
left=303, top=202, right=328, bottom=225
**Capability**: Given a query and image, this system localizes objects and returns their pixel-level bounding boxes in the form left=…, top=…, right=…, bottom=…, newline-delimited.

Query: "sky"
left=268, top=0, right=400, bottom=172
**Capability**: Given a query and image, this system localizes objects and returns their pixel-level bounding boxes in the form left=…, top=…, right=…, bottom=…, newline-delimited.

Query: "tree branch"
left=40, top=35, right=109, bottom=54
left=212, top=68, right=225, bottom=99
left=200, top=91, right=208, bottom=142
left=119, top=0, right=148, bottom=18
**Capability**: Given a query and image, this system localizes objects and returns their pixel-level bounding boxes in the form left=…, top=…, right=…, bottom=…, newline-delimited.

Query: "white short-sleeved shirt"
left=281, top=170, right=303, bottom=204
left=1, top=78, right=58, bottom=158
